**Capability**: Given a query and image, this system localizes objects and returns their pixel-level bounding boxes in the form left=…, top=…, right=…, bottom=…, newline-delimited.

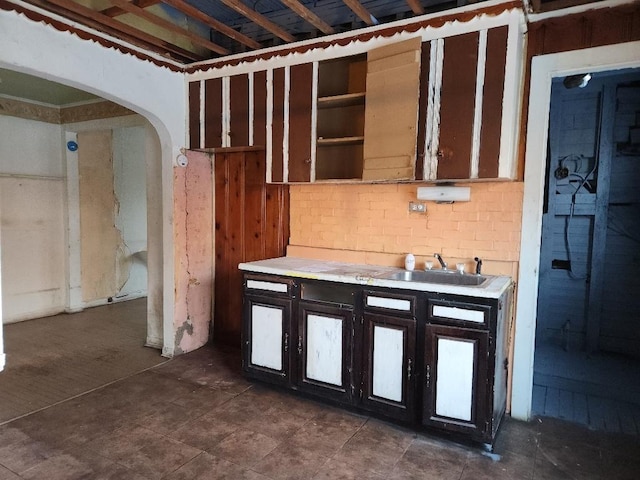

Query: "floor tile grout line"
left=0, top=358, right=172, bottom=428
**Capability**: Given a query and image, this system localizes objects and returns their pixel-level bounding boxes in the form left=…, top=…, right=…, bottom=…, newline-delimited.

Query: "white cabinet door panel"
left=373, top=325, right=404, bottom=402
left=306, top=314, right=343, bottom=386
left=251, top=304, right=283, bottom=371
left=435, top=337, right=474, bottom=421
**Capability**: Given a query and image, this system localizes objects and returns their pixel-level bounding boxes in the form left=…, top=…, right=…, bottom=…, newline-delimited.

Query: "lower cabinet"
left=361, top=312, right=416, bottom=422
left=422, top=325, right=489, bottom=441
left=242, top=275, right=295, bottom=387
left=241, top=272, right=512, bottom=448
left=296, top=300, right=354, bottom=404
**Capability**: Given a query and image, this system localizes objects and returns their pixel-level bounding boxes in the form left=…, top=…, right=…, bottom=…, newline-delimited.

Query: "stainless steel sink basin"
left=386, top=270, right=488, bottom=286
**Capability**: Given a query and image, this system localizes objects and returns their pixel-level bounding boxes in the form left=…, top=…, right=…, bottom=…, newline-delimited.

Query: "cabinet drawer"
left=427, top=298, right=491, bottom=329
left=244, top=274, right=294, bottom=298
left=364, top=290, right=416, bottom=317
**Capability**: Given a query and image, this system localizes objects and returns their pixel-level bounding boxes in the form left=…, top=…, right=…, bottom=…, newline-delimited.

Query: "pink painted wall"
left=173, top=151, right=213, bottom=354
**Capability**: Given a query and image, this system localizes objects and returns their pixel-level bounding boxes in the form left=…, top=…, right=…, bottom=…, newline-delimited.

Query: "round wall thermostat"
left=67, top=140, right=78, bottom=152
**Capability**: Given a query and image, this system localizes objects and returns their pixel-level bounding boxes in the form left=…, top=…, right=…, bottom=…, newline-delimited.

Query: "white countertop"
left=238, top=257, right=513, bottom=299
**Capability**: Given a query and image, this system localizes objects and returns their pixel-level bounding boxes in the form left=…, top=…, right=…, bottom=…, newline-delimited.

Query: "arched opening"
left=0, top=6, right=187, bottom=373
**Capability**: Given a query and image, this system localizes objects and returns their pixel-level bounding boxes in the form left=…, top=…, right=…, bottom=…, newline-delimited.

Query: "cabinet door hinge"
left=284, top=333, right=289, bottom=353
left=297, top=336, right=303, bottom=355
left=407, top=358, right=412, bottom=381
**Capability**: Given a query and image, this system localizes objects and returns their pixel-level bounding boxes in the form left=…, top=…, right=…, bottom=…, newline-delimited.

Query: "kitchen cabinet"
left=361, top=290, right=417, bottom=422
left=295, top=282, right=356, bottom=403
left=422, top=294, right=510, bottom=444
left=242, top=275, right=295, bottom=387
left=239, top=260, right=513, bottom=448
left=420, top=26, right=515, bottom=181
left=297, top=300, right=354, bottom=404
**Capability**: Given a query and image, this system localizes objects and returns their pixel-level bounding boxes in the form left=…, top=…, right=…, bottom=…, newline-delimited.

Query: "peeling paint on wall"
left=172, top=150, right=213, bottom=354
left=78, top=130, right=121, bottom=302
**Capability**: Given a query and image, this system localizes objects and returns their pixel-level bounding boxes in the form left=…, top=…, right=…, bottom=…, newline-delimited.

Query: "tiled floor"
left=0, top=343, right=639, bottom=479
left=0, top=298, right=167, bottom=423
left=533, top=343, right=640, bottom=435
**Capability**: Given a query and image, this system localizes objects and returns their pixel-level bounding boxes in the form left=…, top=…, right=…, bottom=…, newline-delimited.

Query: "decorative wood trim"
left=0, top=0, right=183, bottom=70
left=185, top=1, right=522, bottom=73
left=60, top=101, right=136, bottom=123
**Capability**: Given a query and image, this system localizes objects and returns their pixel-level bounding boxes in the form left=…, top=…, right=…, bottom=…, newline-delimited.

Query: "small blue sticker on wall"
left=67, top=140, right=78, bottom=152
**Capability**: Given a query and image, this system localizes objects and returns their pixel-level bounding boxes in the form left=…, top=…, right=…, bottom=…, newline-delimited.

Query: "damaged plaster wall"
left=77, top=128, right=148, bottom=304
left=0, top=115, right=66, bottom=323
left=172, top=151, right=213, bottom=354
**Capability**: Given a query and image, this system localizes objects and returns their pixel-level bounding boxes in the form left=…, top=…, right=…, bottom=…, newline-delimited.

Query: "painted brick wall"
left=288, top=182, right=524, bottom=277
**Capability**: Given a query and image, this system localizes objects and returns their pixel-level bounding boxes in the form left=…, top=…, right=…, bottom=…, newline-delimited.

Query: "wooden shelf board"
left=317, top=136, right=365, bottom=146
left=317, top=92, right=366, bottom=109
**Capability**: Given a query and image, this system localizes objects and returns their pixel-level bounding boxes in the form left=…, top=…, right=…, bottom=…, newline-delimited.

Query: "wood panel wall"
left=214, top=149, right=289, bottom=345
left=518, top=4, right=640, bottom=178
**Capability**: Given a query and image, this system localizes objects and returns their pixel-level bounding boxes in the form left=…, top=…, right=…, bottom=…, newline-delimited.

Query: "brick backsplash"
left=288, top=182, right=524, bottom=277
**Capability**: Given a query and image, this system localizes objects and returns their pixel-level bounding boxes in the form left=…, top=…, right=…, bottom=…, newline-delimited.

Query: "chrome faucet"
left=434, top=253, right=447, bottom=270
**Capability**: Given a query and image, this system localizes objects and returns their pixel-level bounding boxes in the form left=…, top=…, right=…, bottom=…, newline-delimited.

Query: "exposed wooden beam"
left=26, top=0, right=202, bottom=61
left=101, top=0, right=160, bottom=18
left=161, top=0, right=261, bottom=50
left=279, top=0, right=335, bottom=35
left=220, top=0, right=295, bottom=43
left=107, top=0, right=229, bottom=55
left=406, top=0, right=424, bottom=15
left=342, top=0, right=377, bottom=26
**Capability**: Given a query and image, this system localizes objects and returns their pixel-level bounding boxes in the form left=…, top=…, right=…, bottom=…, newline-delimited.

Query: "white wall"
left=113, top=126, right=148, bottom=299
left=0, top=116, right=67, bottom=323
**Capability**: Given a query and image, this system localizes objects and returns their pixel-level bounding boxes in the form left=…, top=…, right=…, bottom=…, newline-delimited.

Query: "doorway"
left=532, top=70, right=640, bottom=433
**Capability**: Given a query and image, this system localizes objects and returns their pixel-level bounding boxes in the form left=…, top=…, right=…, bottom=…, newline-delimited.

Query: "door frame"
left=511, top=40, right=640, bottom=421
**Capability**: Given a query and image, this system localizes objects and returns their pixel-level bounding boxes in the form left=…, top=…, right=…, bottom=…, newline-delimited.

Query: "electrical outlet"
left=409, top=201, right=426, bottom=213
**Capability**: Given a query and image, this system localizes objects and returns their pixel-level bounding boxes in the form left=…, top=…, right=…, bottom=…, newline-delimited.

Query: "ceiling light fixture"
left=563, top=73, right=592, bottom=89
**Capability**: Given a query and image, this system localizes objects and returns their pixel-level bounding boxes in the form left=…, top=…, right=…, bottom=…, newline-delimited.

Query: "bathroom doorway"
left=532, top=69, right=640, bottom=434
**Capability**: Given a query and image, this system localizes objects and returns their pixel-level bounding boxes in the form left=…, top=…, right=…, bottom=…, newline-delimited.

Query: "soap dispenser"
left=404, top=253, right=416, bottom=271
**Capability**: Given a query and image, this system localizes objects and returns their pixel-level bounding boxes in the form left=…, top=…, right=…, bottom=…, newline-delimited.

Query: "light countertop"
left=239, top=257, right=512, bottom=299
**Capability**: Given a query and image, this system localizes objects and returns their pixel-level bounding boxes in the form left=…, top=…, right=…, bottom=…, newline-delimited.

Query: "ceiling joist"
left=161, top=0, right=261, bottom=50
left=100, top=0, right=159, bottom=18
left=27, top=0, right=202, bottom=61
left=220, top=0, right=295, bottom=43
left=106, top=0, right=229, bottom=55
left=406, top=0, right=425, bottom=14
left=279, top=0, right=335, bottom=35
left=342, top=0, right=378, bottom=26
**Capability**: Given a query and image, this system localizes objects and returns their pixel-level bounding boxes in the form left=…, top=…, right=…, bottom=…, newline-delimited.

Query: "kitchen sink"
left=385, top=269, right=488, bottom=286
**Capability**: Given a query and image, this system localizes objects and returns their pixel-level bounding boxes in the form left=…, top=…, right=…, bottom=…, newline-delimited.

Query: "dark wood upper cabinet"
left=229, top=74, right=250, bottom=147
left=204, top=77, right=223, bottom=148
left=288, top=63, right=313, bottom=182
left=188, top=20, right=521, bottom=182
left=188, top=81, right=200, bottom=149
left=437, top=32, right=479, bottom=180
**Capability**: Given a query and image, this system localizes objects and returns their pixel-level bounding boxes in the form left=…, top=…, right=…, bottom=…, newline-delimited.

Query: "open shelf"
left=317, top=136, right=365, bottom=146
left=317, top=92, right=366, bottom=109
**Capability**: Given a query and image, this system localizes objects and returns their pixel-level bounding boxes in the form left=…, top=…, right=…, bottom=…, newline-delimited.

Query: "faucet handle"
left=474, top=257, right=483, bottom=275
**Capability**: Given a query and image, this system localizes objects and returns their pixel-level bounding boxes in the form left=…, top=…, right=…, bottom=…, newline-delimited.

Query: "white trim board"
left=511, top=40, right=640, bottom=421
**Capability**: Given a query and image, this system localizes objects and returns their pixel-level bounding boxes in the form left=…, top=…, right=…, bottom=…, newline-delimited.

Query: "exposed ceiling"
left=10, top=0, right=494, bottom=65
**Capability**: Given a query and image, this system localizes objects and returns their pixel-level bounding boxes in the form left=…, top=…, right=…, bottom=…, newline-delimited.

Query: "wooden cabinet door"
left=422, top=325, right=489, bottom=441
left=214, top=150, right=289, bottom=345
left=288, top=63, right=313, bottom=182
left=361, top=312, right=416, bottom=422
left=362, top=37, right=422, bottom=181
left=296, top=300, right=353, bottom=404
left=243, top=294, right=292, bottom=387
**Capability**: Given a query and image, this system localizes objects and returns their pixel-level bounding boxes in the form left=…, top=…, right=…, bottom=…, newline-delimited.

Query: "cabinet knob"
left=304, top=157, right=311, bottom=164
